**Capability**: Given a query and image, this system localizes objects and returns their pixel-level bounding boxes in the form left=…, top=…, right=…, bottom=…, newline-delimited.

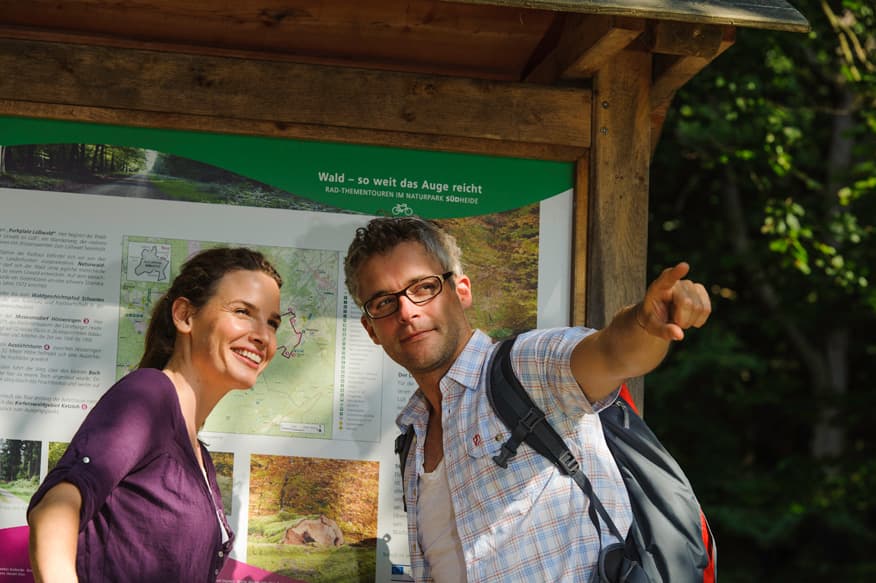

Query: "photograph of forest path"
left=0, top=439, right=40, bottom=510
left=0, top=143, right=344, bottom=213
left=248, top=454, right=379, bottom=582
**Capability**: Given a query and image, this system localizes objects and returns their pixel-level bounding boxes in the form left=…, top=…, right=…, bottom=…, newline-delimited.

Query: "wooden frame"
left=0, top=0, right=808, bottom=407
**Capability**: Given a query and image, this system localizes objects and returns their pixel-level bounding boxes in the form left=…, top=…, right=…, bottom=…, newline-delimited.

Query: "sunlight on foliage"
left=648, top=0, right=876, bottom=578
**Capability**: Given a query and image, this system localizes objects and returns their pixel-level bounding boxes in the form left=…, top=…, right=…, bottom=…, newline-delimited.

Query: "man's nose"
left=395, top=294, right=420, bottom=321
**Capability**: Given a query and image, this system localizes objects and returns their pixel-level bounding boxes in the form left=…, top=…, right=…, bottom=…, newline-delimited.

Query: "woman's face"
left=184, top=269, right=282, bottom=392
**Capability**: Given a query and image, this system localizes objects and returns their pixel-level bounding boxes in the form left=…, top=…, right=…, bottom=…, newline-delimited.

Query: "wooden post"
left=586, top=49, right=651, bottom=410
left=571, top=156, right=589, bottom=328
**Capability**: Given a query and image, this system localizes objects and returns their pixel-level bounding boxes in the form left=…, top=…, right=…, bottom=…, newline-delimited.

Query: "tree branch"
left=720, top=166, right=828, bottom=389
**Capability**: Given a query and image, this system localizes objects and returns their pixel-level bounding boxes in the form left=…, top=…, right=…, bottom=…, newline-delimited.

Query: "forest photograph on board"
left=0, top=145, right=342, bottom=213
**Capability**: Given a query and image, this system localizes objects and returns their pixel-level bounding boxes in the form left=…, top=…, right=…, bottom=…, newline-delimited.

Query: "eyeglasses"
left=363, top=272, right=453, bottom=319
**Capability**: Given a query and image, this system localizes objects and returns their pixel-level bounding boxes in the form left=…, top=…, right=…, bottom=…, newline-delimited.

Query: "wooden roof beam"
left=0, top=38, right=592, bottom=161
left=649, top=20, right=727, bottom=58
left=0, top=0, right=557, bottom=81
left=649, top=25, right=736, bottom=153
left=449, top=0, right=810, bottom=34
left=525, top=14, right=645, bottom=84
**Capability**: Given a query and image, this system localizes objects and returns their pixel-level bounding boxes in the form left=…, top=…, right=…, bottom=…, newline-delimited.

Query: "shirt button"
left=82, top=456, right=90, bottom=464
left=215, top=568, right=219, bottom=575
left=218, top=551, right=224, bottom=558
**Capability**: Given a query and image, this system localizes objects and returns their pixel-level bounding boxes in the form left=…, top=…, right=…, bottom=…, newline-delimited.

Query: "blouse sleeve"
left=28, top=369, right=178, bottom=529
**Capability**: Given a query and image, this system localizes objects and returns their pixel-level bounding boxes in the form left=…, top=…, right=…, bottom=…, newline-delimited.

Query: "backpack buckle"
left=557, top=450, right=580, bottom=476
left=520, top=408, right=545, bottom=431
left=493, top=442, right=517, bottom=469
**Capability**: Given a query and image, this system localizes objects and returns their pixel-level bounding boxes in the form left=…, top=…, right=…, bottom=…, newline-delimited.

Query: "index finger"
left=653, top=262, right=690, bottom=292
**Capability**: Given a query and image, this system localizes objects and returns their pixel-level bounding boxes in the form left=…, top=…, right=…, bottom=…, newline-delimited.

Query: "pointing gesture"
left=570, top=261, right=711, bottom=401
left=638, top=262, right=711, bottom=341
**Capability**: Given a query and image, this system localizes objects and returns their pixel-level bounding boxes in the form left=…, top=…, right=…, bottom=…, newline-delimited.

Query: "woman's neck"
left=161, top=366, right=221, bottom=438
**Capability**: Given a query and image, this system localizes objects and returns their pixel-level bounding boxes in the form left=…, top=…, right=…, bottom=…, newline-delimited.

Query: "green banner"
left=0, top=116, right=573, bottom=218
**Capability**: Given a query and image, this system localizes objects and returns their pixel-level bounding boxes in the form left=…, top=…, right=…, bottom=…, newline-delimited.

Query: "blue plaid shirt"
left=397, top=329, right=633, bottom=582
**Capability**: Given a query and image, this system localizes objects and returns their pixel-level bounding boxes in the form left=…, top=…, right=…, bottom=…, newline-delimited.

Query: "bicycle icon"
left=392, top=203, right=414, bottom=216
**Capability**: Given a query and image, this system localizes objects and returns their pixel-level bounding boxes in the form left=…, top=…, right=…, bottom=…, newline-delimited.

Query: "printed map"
left=116, top=236, right=339, bottom=439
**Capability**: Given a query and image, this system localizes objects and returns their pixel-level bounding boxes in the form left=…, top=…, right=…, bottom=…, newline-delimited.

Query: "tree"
left=0, top=439, right=35, bottom=482
left=648, top=0, right=875, bottom=580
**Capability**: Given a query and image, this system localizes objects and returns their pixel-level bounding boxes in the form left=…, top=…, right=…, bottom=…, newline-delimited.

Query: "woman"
left=27, top=247, right=283, bottom=582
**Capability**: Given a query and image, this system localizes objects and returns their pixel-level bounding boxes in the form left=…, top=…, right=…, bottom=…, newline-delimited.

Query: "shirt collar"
left=396, top=329, right=495, bottom=430
left=444, top=329, right=494, bottom=391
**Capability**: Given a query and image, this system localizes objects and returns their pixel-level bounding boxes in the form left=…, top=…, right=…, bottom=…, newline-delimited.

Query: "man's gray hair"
left=344, top=217, right=463, bottom=306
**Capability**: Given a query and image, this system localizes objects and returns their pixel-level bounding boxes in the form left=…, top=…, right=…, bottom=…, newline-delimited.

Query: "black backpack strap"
left=394, top=426, right=415, bottom=512
left=487, top=337, right=625, bottom=543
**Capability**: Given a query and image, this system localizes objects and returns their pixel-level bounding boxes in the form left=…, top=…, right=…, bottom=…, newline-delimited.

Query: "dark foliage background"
left=646, top=1, right=875, bottom=580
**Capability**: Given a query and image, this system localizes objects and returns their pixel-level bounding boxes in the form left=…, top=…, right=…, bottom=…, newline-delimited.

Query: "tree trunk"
left=720, top=72, right=855, bottom=460
left=720, top=170, right=843, bottom=459
left=813, top=327, right=849, bottom=458
left=811, top=79, right=856, bottom=459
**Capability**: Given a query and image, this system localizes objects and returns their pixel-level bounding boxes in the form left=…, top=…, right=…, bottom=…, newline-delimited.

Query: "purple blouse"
left=28, top=368, right=234, bottom=582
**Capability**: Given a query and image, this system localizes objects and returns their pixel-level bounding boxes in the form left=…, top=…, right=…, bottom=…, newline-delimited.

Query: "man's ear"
left=360, top=314, right=381, bottom=345
left=453, top=273, right=473, bottom=309
left=171, top=297, right=195, bottom=334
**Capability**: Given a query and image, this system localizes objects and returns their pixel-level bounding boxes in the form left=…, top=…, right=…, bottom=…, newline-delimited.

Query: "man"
left=344, top=217, right=710, bottom=582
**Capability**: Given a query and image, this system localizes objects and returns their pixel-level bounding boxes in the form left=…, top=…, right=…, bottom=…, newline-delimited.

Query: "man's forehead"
left=359, top=242, right=442, bottom=293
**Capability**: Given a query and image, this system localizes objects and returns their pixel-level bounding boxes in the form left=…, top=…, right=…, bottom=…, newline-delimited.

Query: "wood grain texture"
left=0, top=0, right=557, bottom=80
left=649, top=27, right=735, bottom=153
left=447, top=0, right=810, bottom=33
left=572, top=156, right=590, bottom=326
left=526, top=14, right=644, bottom=84
left=0, top=100, right=588, bottom=161
left=649, top=21, right=725, bottom=57
left=587, top=49, right=651, bottom=408
left=0, top=38, right=592, bottom=150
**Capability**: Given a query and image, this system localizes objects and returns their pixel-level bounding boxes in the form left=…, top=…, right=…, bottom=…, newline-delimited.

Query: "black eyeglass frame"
left=362, top=271, right=454, bottom=319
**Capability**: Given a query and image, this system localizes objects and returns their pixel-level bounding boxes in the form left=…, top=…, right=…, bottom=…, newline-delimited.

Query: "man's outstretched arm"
left=570, top=262, right=711, bottom=403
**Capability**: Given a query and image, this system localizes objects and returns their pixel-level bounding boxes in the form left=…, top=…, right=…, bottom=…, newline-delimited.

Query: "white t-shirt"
left=416, top=459, right=467, bottom=582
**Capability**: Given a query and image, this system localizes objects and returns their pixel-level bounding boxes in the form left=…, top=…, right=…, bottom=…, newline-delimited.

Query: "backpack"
left=395, top=337, right=717, bottom=582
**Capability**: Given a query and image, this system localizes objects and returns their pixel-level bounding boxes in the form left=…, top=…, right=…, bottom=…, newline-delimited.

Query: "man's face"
left=356, top=241, right=473, bottom=379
